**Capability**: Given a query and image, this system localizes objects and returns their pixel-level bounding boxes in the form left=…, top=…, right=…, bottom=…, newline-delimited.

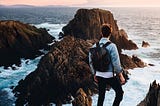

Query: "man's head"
left=101, top=24, right=112, bottom=38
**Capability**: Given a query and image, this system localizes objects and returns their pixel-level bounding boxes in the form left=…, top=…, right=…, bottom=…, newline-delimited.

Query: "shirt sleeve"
left=110, top=44, right=123, bottom=74
left=89, top=52, right=95, bottom=75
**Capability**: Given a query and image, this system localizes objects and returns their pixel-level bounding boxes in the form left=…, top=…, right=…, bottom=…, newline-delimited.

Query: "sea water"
left=0, top=7, right=160, bottom=106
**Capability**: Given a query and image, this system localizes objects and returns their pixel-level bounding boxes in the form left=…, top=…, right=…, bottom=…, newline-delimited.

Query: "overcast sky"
left=1, top=0, right=160, bottom=7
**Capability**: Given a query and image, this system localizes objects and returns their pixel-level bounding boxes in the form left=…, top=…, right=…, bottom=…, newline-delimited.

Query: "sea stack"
left=138, top=80, right=160, bottom=106
left=62, top=8, right=138, bottom=51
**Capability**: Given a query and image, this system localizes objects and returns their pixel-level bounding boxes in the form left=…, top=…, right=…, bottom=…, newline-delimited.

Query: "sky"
left=0, top=0, right=160, bottom=7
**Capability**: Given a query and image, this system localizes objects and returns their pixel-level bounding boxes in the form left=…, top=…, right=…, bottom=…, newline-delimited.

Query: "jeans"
left=97, top=76, right=124, bottom=106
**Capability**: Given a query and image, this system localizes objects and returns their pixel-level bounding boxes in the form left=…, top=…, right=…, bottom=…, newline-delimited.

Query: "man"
left=89, top=24, right=125, bottom=106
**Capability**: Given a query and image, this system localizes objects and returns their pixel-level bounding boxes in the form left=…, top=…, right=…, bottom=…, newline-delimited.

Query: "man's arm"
left=110, top=44, right=125, bottom=84
left=89, top=52, right=98, bottom=82
left=89, top=52, right=95, bottom=75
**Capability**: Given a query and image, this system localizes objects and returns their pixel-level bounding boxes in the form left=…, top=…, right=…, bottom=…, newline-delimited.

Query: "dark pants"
left=97, top=76, right=124, bottom=106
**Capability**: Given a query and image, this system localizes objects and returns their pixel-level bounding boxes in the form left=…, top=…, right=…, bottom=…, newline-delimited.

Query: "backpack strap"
left=103, top=41, right=111, bottom=47
left=96, top=42, right=99, bottom=47
left=103, top=41, right=115, bottom=77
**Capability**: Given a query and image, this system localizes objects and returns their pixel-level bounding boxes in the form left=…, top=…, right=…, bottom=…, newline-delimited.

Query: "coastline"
left=0, top=7, right=159, bottom=105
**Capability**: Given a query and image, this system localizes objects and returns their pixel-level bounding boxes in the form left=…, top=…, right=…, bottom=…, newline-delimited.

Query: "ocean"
left=0, top=7, right=160, bottom=106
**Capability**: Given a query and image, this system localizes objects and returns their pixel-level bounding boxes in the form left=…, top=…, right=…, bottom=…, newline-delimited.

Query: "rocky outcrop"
left=62, top=8, right=138, bottom=51
left=72, top=88, right=92, bottom=106
left=13, top=36, right=143, bottom=106
left=61, top=8, right=144, bottom=68
left=13, top=36, right=97, bottom=106
left=142, top=41, right=150, bottom=47
left=120, top=54, right=146, bottom=69
left=0, top=20, right=54, bottom=67
left=138, top=80, right=160, bottom=106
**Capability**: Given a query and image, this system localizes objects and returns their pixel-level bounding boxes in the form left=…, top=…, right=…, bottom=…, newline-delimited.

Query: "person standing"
left=89, top=24, right=125, bottom=106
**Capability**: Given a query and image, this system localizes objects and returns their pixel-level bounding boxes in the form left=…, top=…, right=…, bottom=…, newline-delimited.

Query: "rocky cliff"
left=13, top=36, right=97, bottom=105
left=62, top=8, right=138, bottom=52
left=13, top=36, right=144, bottom=106
left=138, top=80, right=160, bottom=106
left=0, top=20, right=54, bottom=67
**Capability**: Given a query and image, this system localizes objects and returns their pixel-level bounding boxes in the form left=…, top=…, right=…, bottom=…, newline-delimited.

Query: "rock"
left=62, top=8, right=143, bottom=69
left=10, top=86, right=14, bottom=89
left=132, top=55, right=146, bottom=68
left=114, top=29, right=138, bottom=51
left=138, top=80, right=160, bottom=106
left=62, top=8, right=138, bottom=51
left=142, top=41, right=150, bottom=47
left=72, top=88, right=92, bottom=106
left=11, top=66, right=18, bottom=70
left=58, top=32, right=65, bottom=39
left=120, top=54, right=146, bottom=69
left=0, top=20, right=54, bottom=67
left=13, top=36, right=97, bottom=106
left=148, top=63, right=155, bottom=66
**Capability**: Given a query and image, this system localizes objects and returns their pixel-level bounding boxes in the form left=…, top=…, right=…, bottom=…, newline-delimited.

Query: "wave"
left=34, top=23, right=66, bottom=40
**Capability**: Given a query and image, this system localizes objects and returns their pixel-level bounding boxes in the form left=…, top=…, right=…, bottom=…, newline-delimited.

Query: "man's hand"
left=94, top=75, right=98, bottom=83
left=118, top=73, right=125, bottom=85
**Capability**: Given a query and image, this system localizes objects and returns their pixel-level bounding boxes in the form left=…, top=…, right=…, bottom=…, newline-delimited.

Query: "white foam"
left=34, top=23, right=66, bottom=40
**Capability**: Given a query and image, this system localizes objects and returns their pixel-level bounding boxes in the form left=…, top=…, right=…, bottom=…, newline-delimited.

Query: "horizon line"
left=1, top=4, right=160, bottom=8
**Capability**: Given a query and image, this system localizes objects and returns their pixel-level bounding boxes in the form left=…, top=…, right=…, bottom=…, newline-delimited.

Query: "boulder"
left=13, top=36, right=97, bottom=106
left=138, top=80, right=160, bottom=106
left=120, top=54, right=146, bottom=69
left=72, top=88, right=92, bottom=106
left=142, top=41, right=150, bottom=47
left=62, top=8, right=138, bottom=52
left=132, top=55, right=146, bottom=68
left=0, top=20, right=54, bottom=67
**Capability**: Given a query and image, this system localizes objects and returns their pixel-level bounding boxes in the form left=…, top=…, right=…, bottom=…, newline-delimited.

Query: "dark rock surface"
left=0, top=20, right=54, bottom=67
left=142, top=41, right=150, bottom=47
left=62, top=8, right=138, bottom=51
left=138, top=80, right=160, bottom=106
left=72, top=88, right=92, bottom=106
left=13, top=36, right=97, bottom=105
left=120, top=54, right=146, bottom=69
left=13, top=36, right=143, bottom=106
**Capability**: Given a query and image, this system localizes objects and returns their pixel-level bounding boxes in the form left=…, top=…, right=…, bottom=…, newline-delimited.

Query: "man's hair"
left=101, top=24, right=112, bottom=38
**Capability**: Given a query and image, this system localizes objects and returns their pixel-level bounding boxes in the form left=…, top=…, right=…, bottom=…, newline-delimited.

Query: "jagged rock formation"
left=72, top=88, right=92, bottom=106
left=138, top=80, right=160, bottom=106
left=120, top=54, right=146, bottom=69
left=142, top=41, right=150, bottom=47
left=13, top=36, right=97, bottom=106
left=61, top=8, right=145, bottom=68
left=62, top=8, right=138, bottom=52
left=0, top=20, right=54, bottom=67
left=13, top=36, right=143, bottom=106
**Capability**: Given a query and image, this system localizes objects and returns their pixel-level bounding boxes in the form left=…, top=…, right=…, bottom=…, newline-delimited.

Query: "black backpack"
left=90, top=42, right=111, bottom=72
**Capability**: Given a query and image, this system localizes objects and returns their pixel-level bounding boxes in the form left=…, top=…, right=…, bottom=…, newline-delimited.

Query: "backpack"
left=90, top=42, right=111, bottom=72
